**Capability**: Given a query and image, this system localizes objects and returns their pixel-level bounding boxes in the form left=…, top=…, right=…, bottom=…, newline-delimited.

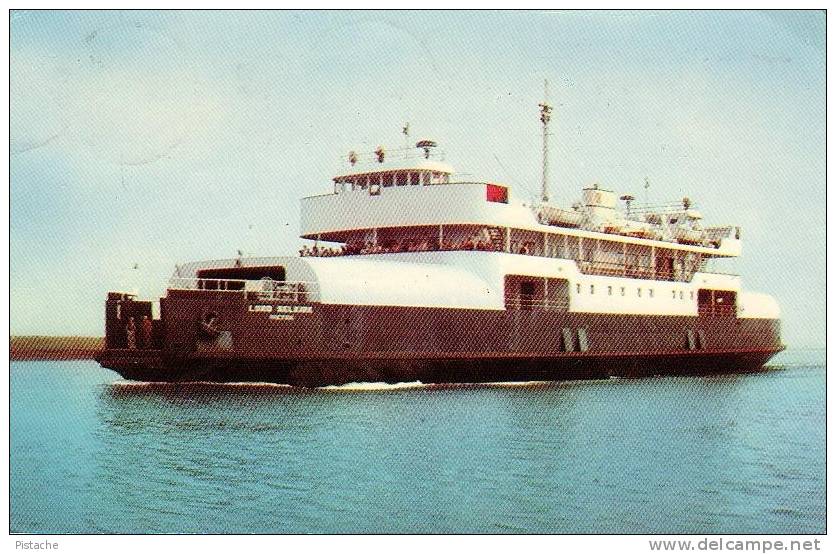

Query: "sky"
left=10, top=10, right=825, bottom=347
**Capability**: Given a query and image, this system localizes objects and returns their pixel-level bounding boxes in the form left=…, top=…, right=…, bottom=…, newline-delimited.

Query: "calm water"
left=11, top=349, right=825, bottom=534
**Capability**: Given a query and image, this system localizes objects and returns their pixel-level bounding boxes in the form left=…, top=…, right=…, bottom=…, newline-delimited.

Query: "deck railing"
left=575, top=260, right=701, bottom=282
left=337, top=145, right=447, bottom=166
left=168, top=277, right=319, bottom=303
left=704, top=226, right=737, bottom=242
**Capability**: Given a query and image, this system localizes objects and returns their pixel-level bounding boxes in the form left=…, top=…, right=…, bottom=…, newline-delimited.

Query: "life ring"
left=198, top=311, right=221, bottom=339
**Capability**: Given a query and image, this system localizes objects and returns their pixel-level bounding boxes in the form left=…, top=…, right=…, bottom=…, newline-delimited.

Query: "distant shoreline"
left=10, top=336, right=103, bottom=361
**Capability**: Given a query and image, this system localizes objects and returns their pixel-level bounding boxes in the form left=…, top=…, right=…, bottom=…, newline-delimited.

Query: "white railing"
left=704, top=226, right=737, bottom=241
left=339, top=145, right=447, bottom=167
left=625, top=201, right=695, bottom=218
left=168, top=277, right=319, bottom=303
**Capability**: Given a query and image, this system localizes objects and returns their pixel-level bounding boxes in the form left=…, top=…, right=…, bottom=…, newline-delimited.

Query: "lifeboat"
left=538, top=205, right=584, bottom=228
left=619, top=221, right=662, bottom=241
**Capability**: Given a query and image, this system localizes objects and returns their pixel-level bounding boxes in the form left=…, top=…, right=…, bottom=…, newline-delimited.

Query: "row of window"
left=334, top=171, right=450, bottom=191
left=574, top=283, right=696, bottom=301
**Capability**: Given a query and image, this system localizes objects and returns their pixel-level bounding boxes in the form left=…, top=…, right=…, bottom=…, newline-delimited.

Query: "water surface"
left=10, top=349, right=825, bottom=533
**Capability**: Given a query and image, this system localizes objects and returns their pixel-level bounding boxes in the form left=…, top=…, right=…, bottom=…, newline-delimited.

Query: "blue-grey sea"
left=10, top=349, right=825, bottom=534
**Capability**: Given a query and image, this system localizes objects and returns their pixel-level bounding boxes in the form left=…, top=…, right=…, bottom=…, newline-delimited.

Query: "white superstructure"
left=171, top=129, right=778, bottom=323
left=172, top=250, right=779, bottom=321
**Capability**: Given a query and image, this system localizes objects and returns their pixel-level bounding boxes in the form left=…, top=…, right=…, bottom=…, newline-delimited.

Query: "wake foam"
left=107, top=379, right=569, bottom=394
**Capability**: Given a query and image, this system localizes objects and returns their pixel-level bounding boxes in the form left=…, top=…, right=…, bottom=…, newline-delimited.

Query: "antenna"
left=539, top=80, right=553, bottom=203
left=402, top=123, right=410, bottom=159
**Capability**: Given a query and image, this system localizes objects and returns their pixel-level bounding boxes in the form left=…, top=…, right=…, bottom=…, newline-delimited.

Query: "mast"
left=539, top=80, right=553, bottom=203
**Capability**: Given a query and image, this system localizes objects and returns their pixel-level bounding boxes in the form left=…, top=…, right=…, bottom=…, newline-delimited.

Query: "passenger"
left=126, top=317, right=137, bottom=350
left=142, top=316, right=153, bottom=349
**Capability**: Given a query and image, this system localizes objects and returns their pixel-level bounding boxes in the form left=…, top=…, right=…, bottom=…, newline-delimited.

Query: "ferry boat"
left=95, top=96, right=783, bottom=386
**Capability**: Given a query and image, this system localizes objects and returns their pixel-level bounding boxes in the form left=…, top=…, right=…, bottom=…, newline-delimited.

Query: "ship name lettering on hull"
left=249, top=304, right=314, bottom=320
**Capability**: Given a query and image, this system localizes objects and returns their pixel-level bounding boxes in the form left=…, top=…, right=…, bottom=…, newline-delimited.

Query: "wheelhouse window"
left=423, top=171, right=450, bottom=185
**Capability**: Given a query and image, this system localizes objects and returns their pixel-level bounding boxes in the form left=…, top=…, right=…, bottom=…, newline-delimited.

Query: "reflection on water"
left=10, top=350, right=825, bottom=533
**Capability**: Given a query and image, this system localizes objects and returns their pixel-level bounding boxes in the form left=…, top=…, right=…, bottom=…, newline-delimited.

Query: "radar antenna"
left=620, top=194, right=635, bottom=218
left=539, top=80, right=553, bottom=203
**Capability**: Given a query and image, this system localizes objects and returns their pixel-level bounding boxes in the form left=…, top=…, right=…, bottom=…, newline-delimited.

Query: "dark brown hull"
left=96, top=290, right=784, bottom=386
left=98, top=348, right=781, bottom=386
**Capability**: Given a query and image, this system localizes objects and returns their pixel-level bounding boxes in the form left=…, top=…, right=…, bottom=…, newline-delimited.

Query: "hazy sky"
left=10, top=10, right=825, bottom=347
